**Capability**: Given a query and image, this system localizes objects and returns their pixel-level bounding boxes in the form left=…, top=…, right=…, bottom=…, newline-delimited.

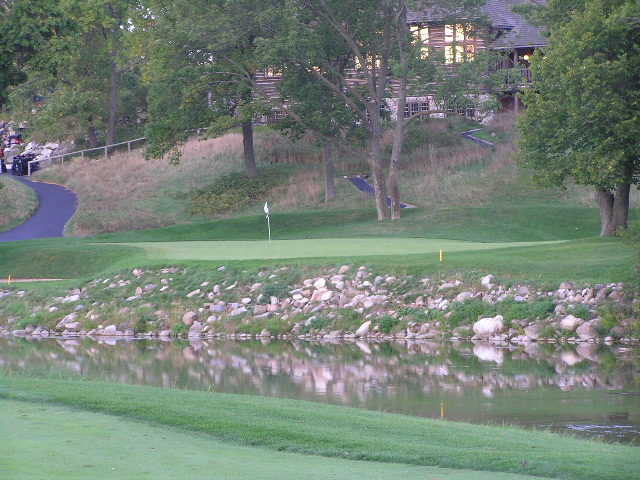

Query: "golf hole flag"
left=264, top=202, right=271, bottom=242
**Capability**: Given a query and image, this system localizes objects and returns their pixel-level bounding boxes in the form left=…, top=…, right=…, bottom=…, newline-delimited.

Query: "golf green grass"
left=0, top=399, right=556, bottom=480
left=123, top=237, right=563, bottom=261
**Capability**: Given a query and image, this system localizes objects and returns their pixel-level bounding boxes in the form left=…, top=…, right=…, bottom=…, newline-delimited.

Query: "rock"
left=241, top=297, right=252, bottom=305
left=560, top=315, right=580, bottom=331
left=523, top=324, right=539, bottom=340
left=230, top=306, right=247, bottom=316
left=473, top=315, right=504, bottom=340
left=182, top=311, right=198, bottom=326
left=188, top=321, right=203, bottom=337
left=135, top=287, right=143, bottom=296
left=439, top=282, right=456, bottom=290
left=313, top=278, right=327, bottom=289
left=454, top=291, right=473, bottom=303
left=103, top=325, right=118, bottom=336
left=124, top=328, right=135, bottom=336
left=253, top=305, right=268, bottom=315
left=187, top=289, right=201, bottom=298
left=559, top=281, right=574, bottom=290
left=61, top=294, right=80, bottom=303
left=355, top=320, right=371, bottom=337
left=338, top=265, right=350, bottom=274
left=576, top=319, right=598, bottom=340
left=65, top=322, right=81, bottom=331
left=259, top=329, right=271, bottom=337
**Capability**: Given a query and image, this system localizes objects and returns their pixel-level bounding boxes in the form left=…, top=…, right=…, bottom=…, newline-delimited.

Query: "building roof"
left=408, top=0, right=548, bottom=50
left=485, top=0, right=548, bottom=49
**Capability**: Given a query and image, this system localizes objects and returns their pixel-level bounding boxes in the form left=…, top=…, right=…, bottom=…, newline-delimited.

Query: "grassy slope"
left=1, top=376, right=638, bottom=480
left=0, top=176, right=38, bottom=233
left=0, top=399, right=555, bottom=480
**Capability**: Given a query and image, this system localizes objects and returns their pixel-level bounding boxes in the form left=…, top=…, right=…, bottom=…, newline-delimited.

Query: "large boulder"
left=576, top=319, right=599, bottom=340
left=182, top=311, right=198, bottom=326
left=560, top=314, right=580, bottom=332
left=473, top=315, right=504, bottom=339
left=355, top=320, right=371, bottom=337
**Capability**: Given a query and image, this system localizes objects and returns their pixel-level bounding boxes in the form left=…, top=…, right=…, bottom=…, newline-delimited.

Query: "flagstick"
left=264, top=201, right=271, bottom=243
left=267, top=214, right=271, bottom=243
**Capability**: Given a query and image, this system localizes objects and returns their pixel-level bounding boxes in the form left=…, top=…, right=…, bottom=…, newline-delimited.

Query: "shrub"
left=260, top=283, right=291, bottom=300
left=171, top=322, right=189, bottom=337
left=566, top=303, right=591, bottom=321
left=447, top=299, right=495, bottom=329
left=378, top=315, right=400, bottom=334
left=187, top=166, right=290, bottom=216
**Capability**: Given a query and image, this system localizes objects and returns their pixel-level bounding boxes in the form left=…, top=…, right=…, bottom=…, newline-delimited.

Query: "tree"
left=144, top=0, right=279, bottom=178
left=255, top=0, right=491, bottom=220
left=516, top=0, right=640, bottom=236
left=0, top=0, right=71, bottom=113
left=5, top=0, right=147, bottom=146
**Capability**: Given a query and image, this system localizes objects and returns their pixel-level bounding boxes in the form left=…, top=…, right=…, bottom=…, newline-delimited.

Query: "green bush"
left=187, top=166, right=290, bottom=216
left=378, top=315, right=399, bottom=334
left=566, top=303, right=591, bottom=321
left=447, top=299, right=495, bottom=329
left=171, top=322, right=189, bottom=337
left=260, top=283, right=291, bottom=300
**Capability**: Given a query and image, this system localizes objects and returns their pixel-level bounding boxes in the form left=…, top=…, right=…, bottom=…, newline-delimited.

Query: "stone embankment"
left=1, top=265, right=638, bottom=344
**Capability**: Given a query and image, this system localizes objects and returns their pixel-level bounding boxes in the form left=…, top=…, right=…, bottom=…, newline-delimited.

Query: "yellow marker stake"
left=7, top=275, right=10, bottom=285
left=439, top=250, right=443, bottom=262
left=441, top=401, right=445, bottom=419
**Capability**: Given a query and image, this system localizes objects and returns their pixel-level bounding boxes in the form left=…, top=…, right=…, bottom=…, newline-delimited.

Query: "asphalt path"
left=0, top=174, right=77, bottom=242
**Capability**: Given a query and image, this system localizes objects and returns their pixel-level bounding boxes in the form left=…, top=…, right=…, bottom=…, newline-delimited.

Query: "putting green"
left=123, top=237, right=563, bottom=261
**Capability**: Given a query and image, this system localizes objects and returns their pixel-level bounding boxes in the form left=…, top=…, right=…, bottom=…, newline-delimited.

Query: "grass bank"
left=0, top=176, right=38, bottom=233
left=1, top=375, right=638, bottom=480
left=0, top=398, right=555, bottom=480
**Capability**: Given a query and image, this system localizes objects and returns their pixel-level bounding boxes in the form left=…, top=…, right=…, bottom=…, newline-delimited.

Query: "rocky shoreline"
left=1, top=265, right=638, bottom=345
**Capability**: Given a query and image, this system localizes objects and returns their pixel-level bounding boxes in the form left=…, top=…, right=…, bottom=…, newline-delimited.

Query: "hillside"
left=7, top=114, right=616, bottom=238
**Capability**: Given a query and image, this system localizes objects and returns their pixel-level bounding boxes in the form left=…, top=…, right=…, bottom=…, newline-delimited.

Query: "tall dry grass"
left=34, top=135, right=247, bottom=235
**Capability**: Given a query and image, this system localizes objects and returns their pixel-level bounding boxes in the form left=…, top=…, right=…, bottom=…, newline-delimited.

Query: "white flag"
left=264, top=201, right=269, bottom=215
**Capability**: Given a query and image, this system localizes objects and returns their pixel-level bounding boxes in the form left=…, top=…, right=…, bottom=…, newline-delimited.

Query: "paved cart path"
left=0, top=175, right=77, bottom=242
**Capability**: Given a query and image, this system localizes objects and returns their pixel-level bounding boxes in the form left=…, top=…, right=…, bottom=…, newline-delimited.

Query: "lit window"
left=444, top=24, right=475, bottom=63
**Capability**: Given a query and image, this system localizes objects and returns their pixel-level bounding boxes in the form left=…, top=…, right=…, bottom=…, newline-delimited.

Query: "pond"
left=1, top=336, right=638, bottom=444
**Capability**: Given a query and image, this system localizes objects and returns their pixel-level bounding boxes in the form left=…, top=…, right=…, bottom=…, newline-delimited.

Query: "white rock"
left=560, top=315, right=580, bottom=331
left=355, top=321, right=371, bottom=337
left=473, top=315, right=504, bottom=339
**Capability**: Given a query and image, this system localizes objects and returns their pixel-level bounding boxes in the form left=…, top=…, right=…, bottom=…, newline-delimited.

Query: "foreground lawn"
left=0, top=399, right=556, bottom=480
left=1, top=376, right=638, bottom=480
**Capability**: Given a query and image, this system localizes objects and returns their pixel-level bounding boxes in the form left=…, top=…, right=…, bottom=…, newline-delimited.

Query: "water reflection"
left=1, top=336, right=638, bottom=443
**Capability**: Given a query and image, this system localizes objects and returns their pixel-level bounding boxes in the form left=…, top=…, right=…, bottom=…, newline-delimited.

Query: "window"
left=410, top=25, right=430, bottom=58
left=404, top=101, right=430, bottom=119
left=444, top=24, right=475, bottom=64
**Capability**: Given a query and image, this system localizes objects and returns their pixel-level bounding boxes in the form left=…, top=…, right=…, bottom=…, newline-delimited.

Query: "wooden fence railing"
left=27, top=137, right=146, bottom=176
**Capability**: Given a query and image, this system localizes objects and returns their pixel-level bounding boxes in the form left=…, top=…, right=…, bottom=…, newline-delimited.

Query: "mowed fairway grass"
left=0, top=399, right=555, bottom=480
left=1, top=377, right=639, bottom=480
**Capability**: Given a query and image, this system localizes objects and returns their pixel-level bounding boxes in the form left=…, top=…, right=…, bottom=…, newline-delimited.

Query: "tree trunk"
left=87, top=116, right=99, bottom=148
left=323, top=142, right=335, bottom=202
left=106, top=50, right=118, bottom=152
left=241, top=120, right=258, bottom=179
left=596, top=189, right=615, bottom=236
left=369, top=116, right=390, bottom=220
left=388, top=6, right=409, bottom=221
left=612, top=181, right=631, bottom=232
